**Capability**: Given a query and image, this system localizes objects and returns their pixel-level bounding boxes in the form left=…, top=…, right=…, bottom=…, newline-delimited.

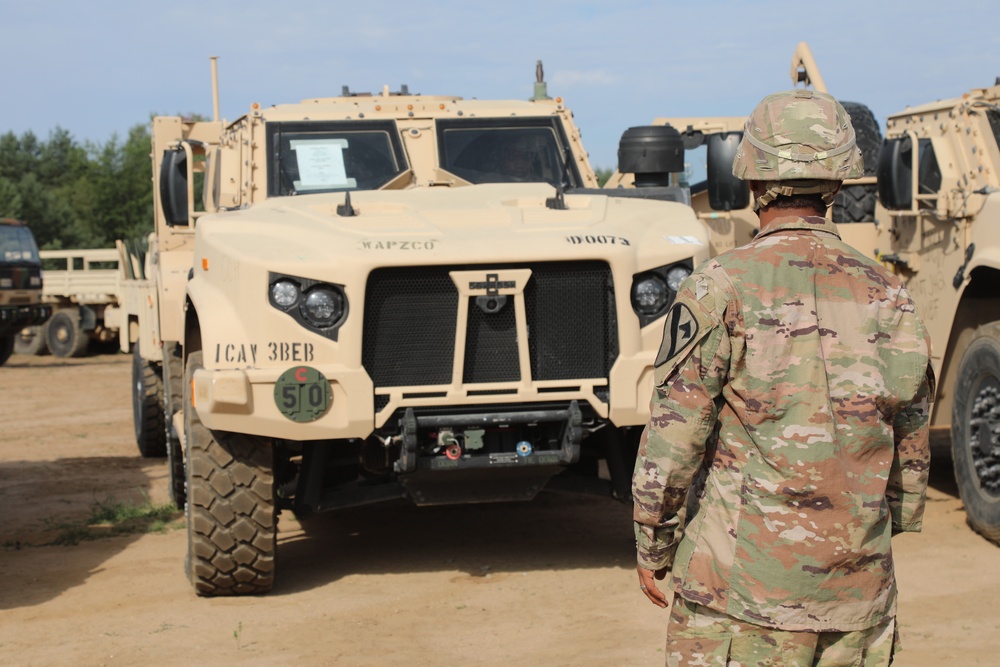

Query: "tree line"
left=0, top=125, right=153, bottom=250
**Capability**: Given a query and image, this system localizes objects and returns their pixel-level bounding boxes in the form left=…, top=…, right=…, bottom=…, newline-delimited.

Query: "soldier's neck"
left=757, top=205, right=828, bottom=232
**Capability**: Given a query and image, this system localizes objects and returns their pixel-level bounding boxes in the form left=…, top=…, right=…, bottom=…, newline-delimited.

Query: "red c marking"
left=295, top=367, right=308, bottom=382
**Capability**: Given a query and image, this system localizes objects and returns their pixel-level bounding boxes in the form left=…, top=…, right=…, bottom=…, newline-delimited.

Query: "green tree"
left=0, top=177, right=22, bottom=218
left=595, top=167, right=613, bottom=187
left=85, top=124, right=153, bottom=245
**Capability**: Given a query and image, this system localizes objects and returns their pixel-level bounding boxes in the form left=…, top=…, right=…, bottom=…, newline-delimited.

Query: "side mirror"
left=707, top=132, right=749, bottom=211
left=159, top=148, right=190, bottom=226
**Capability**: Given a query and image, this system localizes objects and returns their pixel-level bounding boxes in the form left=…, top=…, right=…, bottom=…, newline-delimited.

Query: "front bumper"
left=0, top=304, right=52, bottom=337
left=190, top=353, right=655, bottom=440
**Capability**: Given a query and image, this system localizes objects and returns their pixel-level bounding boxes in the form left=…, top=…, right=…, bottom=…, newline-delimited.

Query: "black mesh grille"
left=363, top=261, right=617, bottom=390
left=464, top=296, right=519, bottom=383
left=526, top=262, right=618, bottom=381
left=363, top=267, right=458, bottom=387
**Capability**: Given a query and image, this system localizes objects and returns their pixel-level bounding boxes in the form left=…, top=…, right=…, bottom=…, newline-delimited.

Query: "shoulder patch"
left=654, top=302, right=700, bottom=368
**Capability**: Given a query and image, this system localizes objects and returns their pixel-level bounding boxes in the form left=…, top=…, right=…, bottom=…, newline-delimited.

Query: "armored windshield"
left=0, top=224, right=41, bottom=264
left=437, top=117, right=581, bottom=187
left=267, top=121, right=408, bottom=196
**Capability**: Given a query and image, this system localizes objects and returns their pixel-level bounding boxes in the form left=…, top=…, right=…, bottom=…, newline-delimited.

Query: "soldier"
left=631, top=89, right=934, bottom=666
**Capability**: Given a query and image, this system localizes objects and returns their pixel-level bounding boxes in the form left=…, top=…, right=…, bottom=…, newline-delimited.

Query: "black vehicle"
left=0, top=219, right=51, bottom=365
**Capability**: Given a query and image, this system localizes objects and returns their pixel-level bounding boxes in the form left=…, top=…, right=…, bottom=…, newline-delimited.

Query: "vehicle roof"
left=887, top=83, right=1000, bottom=121
left=245, top=94, right=566, bottom=124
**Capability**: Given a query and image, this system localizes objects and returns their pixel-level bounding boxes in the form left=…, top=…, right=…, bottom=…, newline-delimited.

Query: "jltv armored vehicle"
left=603, top=43, right=883, bottom=257
left=874, top=80, right=1000, bottom=544
left=0, top=219, right=50, bottom=365
left=121, top=61, right=712, bottom=595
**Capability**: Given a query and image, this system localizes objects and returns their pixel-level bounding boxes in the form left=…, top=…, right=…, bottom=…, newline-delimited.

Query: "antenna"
left=210, top=56, right=220, bottom=122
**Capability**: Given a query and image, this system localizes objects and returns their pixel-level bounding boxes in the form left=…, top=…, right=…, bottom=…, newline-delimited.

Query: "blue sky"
left=2, top=0, right=999, bottom=169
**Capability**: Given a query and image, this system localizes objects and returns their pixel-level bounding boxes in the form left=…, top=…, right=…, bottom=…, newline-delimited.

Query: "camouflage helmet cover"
left=732, top=89, right=864, bottom=182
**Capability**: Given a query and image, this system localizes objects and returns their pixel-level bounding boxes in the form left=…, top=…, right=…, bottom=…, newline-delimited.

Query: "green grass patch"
left=51, top=495, right=183, bottom=545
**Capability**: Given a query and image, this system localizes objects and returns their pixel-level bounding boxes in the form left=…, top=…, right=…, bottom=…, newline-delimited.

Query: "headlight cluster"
left=268, top=273, right=348, bottom=337
left=630, top=262, right=692, bottom=326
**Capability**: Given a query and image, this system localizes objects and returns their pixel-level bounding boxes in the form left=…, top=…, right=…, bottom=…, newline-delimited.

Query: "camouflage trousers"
left=665, top=593, right=898, bottom=667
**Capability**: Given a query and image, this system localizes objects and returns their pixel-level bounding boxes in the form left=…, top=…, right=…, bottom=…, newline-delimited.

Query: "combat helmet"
left=732, top=89, right=864, bottom=209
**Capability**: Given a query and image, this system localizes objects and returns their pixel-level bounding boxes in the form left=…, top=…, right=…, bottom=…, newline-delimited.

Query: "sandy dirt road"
left=0, top=353, right=997, bottom=666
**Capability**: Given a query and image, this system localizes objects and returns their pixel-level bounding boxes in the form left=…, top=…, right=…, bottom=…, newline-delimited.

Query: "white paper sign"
left=290, top=139, right=355, bottom=190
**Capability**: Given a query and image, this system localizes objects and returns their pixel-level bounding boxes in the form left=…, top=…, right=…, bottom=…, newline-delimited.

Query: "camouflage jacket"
left=632, top=215, right=933, bottom=632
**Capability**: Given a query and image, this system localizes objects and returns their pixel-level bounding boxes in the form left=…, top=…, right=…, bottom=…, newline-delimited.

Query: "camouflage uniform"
left=632, top=90, right=934, bottom=664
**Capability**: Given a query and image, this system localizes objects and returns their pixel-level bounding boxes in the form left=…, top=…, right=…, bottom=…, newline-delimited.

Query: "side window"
left=917, top=139, right=941, bottom=207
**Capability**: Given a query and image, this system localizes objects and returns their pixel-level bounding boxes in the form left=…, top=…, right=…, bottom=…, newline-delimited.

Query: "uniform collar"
left=755, top=215, right=841, bottom=240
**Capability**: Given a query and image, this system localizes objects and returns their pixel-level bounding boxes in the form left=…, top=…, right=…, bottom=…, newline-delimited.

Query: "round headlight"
left=302, top=287, right=343, bottom=327
left=271, top=280, right=299, bottom=308
left=665, top=265, right=692, bottom=292
left=632, top=275, right=668, bottom=315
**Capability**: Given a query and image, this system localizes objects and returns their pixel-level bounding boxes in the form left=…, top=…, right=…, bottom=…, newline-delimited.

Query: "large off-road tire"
left=833, top=101, right=882, bottom=224
left=184, top=351, right=277, bottom=595
left=14, top=324, right=49, bottom=356
left=46, top=309, right=90, bottom=358
left=164, top=343, right=186, bottom=509
left=951, top=322, right=1000, bottom=545
left=0, top=336, right=14, bottom=366
left=132, top=343, right=167, bottom=458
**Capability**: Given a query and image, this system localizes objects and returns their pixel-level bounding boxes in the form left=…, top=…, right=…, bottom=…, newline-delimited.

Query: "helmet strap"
left=753, top=180, right=840, bottom=211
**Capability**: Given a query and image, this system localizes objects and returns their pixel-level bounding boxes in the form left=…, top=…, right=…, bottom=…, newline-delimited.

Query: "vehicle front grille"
left=362, top=261, right=618, bottom=393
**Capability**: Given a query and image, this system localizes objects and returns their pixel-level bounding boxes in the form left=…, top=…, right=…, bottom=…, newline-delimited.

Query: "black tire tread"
left=46, top=309, right=90, bottom=358
left=833, top=101, right=881, bottom=224
left=14, top=324, right=49, bottom=356
left=185, top=350, right=276, bottom=596
left=951, top=321, right=1000, bottom=545
left=165, top=343, right=186, bottom=508
left=0, top=336, right=13, bottom=366
left=133, top=344, right=167, bottom=458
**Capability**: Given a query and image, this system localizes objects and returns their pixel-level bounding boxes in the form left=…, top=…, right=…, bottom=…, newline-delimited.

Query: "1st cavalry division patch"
left=654, top=302, right=699, bottom=368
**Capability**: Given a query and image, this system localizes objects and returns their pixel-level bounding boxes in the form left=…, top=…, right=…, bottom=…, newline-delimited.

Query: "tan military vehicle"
left=872, top=80, right=1000, bottom=544
left=604, top=42, right=883, bottom=258
left=0, top=219, right=51, bottom=366
left=15, top=248, right=124, bottom=357
left=121, top=60, right=712, bottom=595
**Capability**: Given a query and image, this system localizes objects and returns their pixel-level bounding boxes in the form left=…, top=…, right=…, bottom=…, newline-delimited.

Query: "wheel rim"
left=968, top=375, right=1000, bottom=498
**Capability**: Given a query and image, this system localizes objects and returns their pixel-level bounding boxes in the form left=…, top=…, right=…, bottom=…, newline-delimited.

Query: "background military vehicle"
left=0, top=219, right=51, bottom=366
left=120, top=60, right=713, bottom=595
left=874, top=80, right=1000, bottom=545
left=14, top=248, right=124, bottom=357
left=603, top=43, right=883, bottom=258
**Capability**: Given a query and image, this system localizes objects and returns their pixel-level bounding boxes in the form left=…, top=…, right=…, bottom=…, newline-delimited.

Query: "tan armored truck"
left=872, top=81, right=1000, bottom=544
left=14, top=248, right=124, bottom=357
left=604, top=42, right=884, bottom=258
left=122, top=62, right=713, bottom=595
left=0, top=219, right=51, bottom=366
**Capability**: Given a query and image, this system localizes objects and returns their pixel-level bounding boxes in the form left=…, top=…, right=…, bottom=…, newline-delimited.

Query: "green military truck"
left=0, top=219, right=51, bottom=366
left=120, top=61, right=714, bottom=595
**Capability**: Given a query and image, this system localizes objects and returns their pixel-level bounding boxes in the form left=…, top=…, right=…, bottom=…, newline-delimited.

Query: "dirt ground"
left=0, top=353, right=997, bottom=667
